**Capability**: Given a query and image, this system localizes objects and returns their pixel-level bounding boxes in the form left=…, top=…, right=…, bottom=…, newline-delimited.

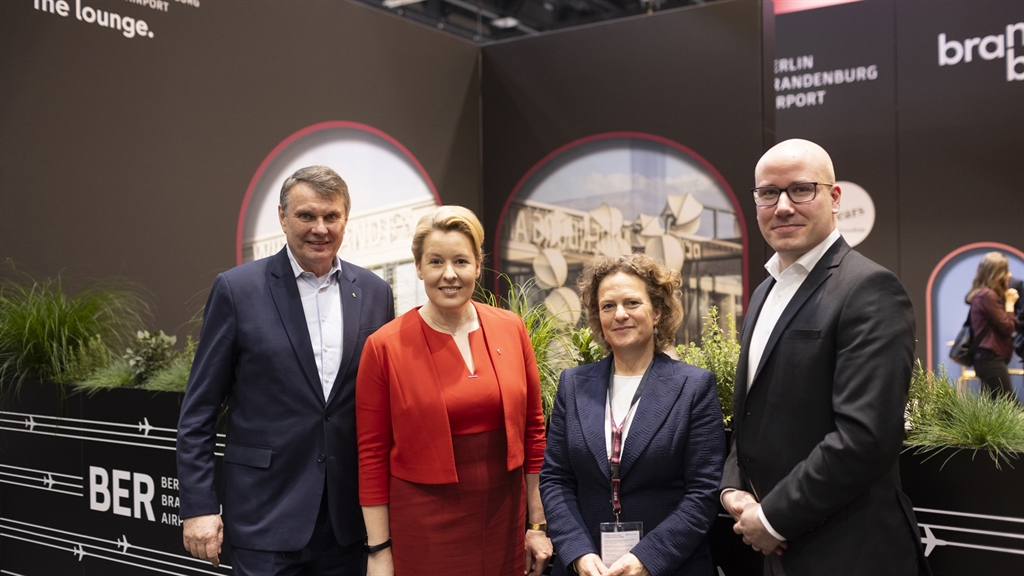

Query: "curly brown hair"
left=577, top=253, right=683, bottom=353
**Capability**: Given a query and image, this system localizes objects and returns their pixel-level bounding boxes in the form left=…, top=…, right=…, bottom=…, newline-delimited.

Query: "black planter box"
left=3, top=383, right=1022, bottom=575
left=0, top=380, right=232, bottom=575
left=900, top=448, right=1024, bottom=576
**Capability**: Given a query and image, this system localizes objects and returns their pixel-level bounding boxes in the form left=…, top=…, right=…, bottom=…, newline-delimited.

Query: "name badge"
left=599, top=521, right=642, bottom=566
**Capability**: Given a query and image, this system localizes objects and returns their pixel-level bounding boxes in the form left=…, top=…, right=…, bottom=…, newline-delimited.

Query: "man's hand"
left=721, top=489, right=757, bottom=522
left=365, top=548, right=395, bottom=576
left=182, top=514, right=223, bottom=567
left=604, top=552, right=650, bottom=576
left=574, top=553, right=608, bottom=576
left=734, top=503, right=787, bottom=556
left=524, top=529, right=553, bottom=576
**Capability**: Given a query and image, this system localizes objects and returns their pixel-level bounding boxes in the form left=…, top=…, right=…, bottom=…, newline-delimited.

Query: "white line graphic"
left=0, top=517, right=231, bottom=574
left=914, top=507, right=1024, bottom=524
left=0, top=464, right=82, bottom=479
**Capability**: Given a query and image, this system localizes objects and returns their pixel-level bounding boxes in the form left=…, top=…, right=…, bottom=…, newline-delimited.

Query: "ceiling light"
left=382, top=0, right=426, bottom=8
left=491, top=16, right=520, bottom=29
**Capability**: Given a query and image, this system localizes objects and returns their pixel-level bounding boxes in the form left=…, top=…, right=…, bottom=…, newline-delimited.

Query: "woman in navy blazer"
left=540, top=254, right=725, bottom=576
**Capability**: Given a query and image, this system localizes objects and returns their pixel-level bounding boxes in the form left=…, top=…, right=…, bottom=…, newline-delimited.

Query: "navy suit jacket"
left=721, top=238, right=925, bottom=575
left=540, top=354, right=725, bottom=576
left=176, top=247, right=394, bottom=551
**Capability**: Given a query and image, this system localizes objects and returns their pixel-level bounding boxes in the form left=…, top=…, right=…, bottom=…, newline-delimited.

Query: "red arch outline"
left=925, top=242, right=1024, bottom=369
left=236, top=121, right=441, bottom=265
left=492, top=131, right=749, bottom=304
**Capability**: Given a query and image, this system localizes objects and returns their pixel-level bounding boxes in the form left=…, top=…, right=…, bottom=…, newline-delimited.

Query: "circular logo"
left=835, top=180, right=875, bottom=247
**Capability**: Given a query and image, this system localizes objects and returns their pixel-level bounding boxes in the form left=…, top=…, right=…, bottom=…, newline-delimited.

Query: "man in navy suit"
left=721, top=140, right=926, bottom=575
left=177, top=166, right=394, bottom=575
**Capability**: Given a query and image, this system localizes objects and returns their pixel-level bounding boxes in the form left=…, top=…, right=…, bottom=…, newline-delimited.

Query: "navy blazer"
left=176, top=248, right=394, bottom=551
left=540, top=353, right=725, bottom=576
left=721, top=238, right=924, bottom=575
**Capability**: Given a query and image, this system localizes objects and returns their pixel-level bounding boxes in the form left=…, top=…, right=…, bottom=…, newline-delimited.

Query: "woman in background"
left=541, top=254, right=725, bottom=576
left=967, top=251, right=1020, bottom=400
left=357, top=206, right=552, bottom=575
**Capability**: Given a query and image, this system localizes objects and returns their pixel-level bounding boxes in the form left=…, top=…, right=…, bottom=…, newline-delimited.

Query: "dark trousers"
left=763, top=554, right=786, bottom=576
left=974, top=348, right=1014, bottom=400
left=230, top=490, right=365, bottom=576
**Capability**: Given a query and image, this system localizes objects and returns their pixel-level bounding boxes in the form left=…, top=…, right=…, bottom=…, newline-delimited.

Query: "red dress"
left=387, top=319, right=526, bottom=576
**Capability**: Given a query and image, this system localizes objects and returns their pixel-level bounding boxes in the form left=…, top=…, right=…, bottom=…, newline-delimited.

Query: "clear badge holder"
left=599, top=521, right=643, bottom=567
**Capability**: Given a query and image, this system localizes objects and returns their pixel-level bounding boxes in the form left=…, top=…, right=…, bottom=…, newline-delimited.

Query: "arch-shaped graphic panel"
left=494, top=132, right=748, bottom=345
left=237, top=121, right=440, bottom=314
left=926, top=242, right=1024, bottom=396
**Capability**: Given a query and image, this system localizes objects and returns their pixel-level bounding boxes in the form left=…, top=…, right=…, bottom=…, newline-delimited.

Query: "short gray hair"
left=279, top=165, right=350, bottom=215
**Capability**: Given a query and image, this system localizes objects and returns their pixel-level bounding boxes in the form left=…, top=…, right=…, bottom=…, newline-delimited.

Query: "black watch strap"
left=365, top=538, right=392, bottom=554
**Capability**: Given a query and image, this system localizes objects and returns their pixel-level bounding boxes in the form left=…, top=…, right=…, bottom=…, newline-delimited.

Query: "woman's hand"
left=524, top=529, right=553, bottom=576
left=366, top=547, right=395, bottom=576
left=573, top=553, right=608, bottom=576
left=604, top=553, right=649, bottom=576
left=1006, top=287, right=1019, bottom=310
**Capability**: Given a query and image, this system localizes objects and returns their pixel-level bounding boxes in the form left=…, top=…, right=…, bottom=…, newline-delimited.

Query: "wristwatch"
left=365, top=538, right=392, bottom=554
left=526, top=522, right=547, bottom=532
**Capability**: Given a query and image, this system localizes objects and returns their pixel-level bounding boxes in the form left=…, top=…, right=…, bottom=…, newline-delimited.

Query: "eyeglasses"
left=751, top=182, right=833, bottom=206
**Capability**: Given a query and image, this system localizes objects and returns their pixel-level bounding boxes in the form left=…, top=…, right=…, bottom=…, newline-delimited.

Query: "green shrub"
left=0, top=263, right=146, bottom=392
left=124, top=330, right=177, bottom=386
left=145, top=336, right=195, bottom=393
left=568, top=326, right=604, bottom=367
left=676, top=306, right=739, bottom=427
left=905, top=361, right=1024, bottom=469
left=54, top=335, right=113, bottom=384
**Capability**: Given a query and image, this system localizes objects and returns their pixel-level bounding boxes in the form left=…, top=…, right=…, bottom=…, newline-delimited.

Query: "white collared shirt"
left=286, top=247, right=344, bottom=401
left=742, top=228, right=841, bottom=541
left=746, top=228, right=841, bottom=391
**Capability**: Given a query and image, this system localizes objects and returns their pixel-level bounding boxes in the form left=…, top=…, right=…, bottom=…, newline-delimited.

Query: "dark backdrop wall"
left=774, top=0, right=1024, bottom=360
left=0, top=0, right=482, bottom=338
left=480, top=0, right=774, bottom=307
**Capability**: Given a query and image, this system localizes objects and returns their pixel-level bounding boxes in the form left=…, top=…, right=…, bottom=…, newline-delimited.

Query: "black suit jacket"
left=541, top=354, right=725, bottom=576
left=721, top=238, right=924, bottom=575
left=177, top=248, right=394, bottom=551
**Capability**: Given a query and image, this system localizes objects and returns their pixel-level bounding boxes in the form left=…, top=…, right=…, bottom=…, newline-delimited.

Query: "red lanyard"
left=608, top=359, right=652, bottom=521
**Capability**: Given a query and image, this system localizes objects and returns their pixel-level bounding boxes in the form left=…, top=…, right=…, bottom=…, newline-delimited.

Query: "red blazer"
left=356, top=303, right=546, bottom=505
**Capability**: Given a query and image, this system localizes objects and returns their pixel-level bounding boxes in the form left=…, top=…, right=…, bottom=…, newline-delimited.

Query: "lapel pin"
left=351, top=293, right=356, bottom=298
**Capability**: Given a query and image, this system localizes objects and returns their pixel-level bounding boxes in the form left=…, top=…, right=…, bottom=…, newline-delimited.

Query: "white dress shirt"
left=286, top=247, right=344, bottom=401
left=741, top=228, right=842, bottom=541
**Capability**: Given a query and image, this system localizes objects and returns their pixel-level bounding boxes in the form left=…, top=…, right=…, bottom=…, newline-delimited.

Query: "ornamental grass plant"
left=676, top=306, right=739, bottom=427
left=475, top=275, right=574, bottom=422
left=144, top=336, right=196, bottom=393
left=904, top=360, right=1024, bottom=470
left=0, top=263, right=147, bottom=394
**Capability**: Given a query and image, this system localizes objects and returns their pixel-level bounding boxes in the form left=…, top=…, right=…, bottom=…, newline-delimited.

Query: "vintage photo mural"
left=494, top=133, right=747, bottom=345
left=238, top=121, right=440, bottom=315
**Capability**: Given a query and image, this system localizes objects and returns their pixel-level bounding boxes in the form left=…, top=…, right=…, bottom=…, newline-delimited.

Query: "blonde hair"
left=577, top=253, right=683, bottom=353
left=411, top=206, right=485, bottom=264
left=966, top=251, right=1010, bottom=303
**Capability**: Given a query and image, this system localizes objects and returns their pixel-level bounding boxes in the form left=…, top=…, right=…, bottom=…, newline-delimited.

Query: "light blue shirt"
left=286, top=247, right=344, bottom=402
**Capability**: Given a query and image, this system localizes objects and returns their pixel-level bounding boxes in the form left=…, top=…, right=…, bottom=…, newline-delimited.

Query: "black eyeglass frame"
left=750, top=181, right=834, bottom=206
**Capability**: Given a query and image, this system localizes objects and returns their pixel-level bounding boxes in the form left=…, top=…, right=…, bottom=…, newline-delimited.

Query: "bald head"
left=753, top=139, right=842, bottom=270
left=755, top=139, right=835, bottom=186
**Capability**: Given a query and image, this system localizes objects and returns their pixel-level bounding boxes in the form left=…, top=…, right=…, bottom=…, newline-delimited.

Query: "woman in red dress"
left=357, top=205, right=552, bottom=575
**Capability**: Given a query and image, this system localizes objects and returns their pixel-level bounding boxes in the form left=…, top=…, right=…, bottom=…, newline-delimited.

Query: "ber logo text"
left=89, top=466, right=156, bottom=521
